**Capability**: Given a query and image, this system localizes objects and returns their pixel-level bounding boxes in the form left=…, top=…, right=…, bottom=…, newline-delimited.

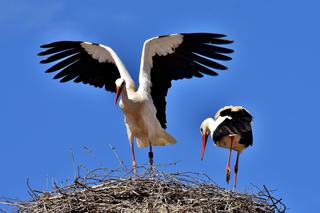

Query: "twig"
left=108, top=144, right=125, bottom=169
left=70, top=150, right=78, bottom=180
left=27, top=178, right=40, bottom=200
left=0, top=201, right=24, bottom=209
left=83, top=146, right=105, bottom=167
left=263, top=185, right=286, bottom=213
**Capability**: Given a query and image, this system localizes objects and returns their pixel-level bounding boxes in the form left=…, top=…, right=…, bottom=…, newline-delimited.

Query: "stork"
left=38, top=33, right=234, bottom=175
left=200, top=106, right=253, bottom=191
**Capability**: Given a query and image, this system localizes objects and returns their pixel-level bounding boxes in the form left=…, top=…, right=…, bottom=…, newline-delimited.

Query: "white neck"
left=120, top=86, right=130, bottom=104
left=106, top=46, right=136, bottom=90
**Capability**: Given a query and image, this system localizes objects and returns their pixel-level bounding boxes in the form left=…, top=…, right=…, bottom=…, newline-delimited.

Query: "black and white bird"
left=38, top=33, right=233, bottom=175
left=200, top=106, right=253, bottom=191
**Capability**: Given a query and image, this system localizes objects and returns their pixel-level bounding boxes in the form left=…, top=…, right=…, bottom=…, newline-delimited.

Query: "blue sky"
left=0, top=0, right=319, bottom=212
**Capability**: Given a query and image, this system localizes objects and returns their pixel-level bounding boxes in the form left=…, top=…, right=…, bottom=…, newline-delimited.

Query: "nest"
left=1, top=167, right=286, bottom=213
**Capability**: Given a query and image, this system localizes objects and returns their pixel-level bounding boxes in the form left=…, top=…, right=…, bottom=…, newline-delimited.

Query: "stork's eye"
left=200, top=127, right=203, bottom=133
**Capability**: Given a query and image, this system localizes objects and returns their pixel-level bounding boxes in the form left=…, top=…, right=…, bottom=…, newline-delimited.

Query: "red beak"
left=114, top=86, right=122, bottom=106
left=201, top=133, right=209, bottom=160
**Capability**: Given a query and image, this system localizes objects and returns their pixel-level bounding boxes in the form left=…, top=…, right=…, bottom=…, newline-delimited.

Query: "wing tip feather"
left=40, top=59, right=48, bottom=64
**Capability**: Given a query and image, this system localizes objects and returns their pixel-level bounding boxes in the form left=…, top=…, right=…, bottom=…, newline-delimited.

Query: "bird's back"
left=214, top=106, right=253, bottom=122
left=213, top=106, right=253, bottom=147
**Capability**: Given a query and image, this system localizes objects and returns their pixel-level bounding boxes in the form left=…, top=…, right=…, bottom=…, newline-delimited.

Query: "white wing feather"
left=81, top=42, right=115, bottom=63
left=138, top=34, right=184, bottom=94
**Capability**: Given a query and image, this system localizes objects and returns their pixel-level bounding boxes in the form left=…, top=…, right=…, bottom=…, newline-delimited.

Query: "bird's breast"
left=120, top=100, right=158, bottom=138
left=215, top=134, right=246, bottom=152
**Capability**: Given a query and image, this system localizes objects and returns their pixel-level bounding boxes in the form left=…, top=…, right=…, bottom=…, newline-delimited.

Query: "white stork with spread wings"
left=39, top=33, right=234, bottom=175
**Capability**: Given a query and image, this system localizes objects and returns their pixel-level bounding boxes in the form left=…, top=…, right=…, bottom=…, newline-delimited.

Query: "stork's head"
left=114, top=78, right=125, bottom=106
left=200, top=118, right=212, bottom=160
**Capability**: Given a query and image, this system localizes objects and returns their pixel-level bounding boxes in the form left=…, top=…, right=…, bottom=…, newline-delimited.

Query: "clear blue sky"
left=0, top=0, right=319, bottom=212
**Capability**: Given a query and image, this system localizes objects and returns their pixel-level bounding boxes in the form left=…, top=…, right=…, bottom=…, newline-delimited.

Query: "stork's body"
left=200, top=106, right=253, bottom=191
left=118, top=89, right=175, bottom=148
left=117, top=86, right=176, bottom=172
left=38, top=33, right=233, bottom=175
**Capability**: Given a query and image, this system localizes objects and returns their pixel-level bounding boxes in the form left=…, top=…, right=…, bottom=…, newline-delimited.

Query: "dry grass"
left=0, top=166, right=286, bottom=213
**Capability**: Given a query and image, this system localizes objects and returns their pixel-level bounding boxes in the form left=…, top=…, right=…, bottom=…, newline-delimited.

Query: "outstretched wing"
left=38, top=41, right=123, bottom=92
left=139, top=33, right=234, bottom=128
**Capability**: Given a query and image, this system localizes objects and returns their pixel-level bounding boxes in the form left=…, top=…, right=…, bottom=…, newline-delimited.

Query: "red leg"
left=149, top=140, right=154, bottom=176
left=233, top=151, right=241, bottom=192
left=130, top=141, right=137, bottom=176
left=226, top=136, right=234, bottom=184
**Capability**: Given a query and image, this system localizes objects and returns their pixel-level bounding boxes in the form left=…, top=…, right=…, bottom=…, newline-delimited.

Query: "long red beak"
left=114, top=87, right=122, bottom=106
left=201, top=133, right=209, bottom=160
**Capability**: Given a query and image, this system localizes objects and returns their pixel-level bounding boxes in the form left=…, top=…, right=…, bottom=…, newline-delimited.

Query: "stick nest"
left=2, top=167, right=286, bottom=213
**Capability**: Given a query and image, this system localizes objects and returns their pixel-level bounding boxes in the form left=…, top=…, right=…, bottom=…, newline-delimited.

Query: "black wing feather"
left=46, top=54, right=81, bottom=73
left=38, top=46, right=75, bottom=56
left=150, top=33, right=233, bottom=128
left=212, top=118, right=253, bottom=147
left=40, top=48, right=79, bottom=64
left=219, top=107, right=253, bottom=122
left=38, top=41, right=120, bottom=92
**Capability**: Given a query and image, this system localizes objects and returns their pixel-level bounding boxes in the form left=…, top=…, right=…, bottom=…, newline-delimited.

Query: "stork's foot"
left=132, top=160, right=137, bottom=176
left=233, top=173, right=237, bottom=192
left=226, top=167, right=231, bottom=184
left=233, top=151, right=240, bottom=192
left=233, top=170, right=238, bottom=192
left=233, top=176, right=237, bottom=192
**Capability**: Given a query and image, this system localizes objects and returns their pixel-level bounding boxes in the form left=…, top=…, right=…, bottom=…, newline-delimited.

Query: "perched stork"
left=38, top=33, right=234, bottom=175
left=200, top=106, right=253, bottom=191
